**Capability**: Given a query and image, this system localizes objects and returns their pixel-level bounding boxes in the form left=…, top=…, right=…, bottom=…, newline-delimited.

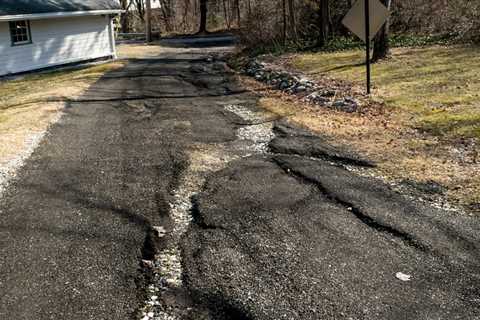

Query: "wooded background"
left=119, top=0, right=480, bottom=52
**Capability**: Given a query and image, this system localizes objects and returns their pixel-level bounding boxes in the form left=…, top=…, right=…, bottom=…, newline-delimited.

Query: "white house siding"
left=0, top=15, right=115, bottom=76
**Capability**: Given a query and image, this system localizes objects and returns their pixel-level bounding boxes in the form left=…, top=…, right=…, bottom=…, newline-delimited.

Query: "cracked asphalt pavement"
left=184, top=123, right=480, bottom=320
left=1, top=37, right=479, bottom=320
left=0, top=39, right=243, bottom=319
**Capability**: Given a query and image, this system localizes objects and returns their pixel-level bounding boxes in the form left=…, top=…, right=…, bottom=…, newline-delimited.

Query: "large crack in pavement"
left=118, top=47, right=479, bottom=320
left=272, top=156, right=429, bottom=252
left=181, top=120, right=480, bottom=319
left=137, top=103, right=276, bottom=319
left=0, top=40, right=270, bottom=319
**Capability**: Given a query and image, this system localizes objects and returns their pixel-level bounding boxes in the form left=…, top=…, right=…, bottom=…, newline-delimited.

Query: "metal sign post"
left=364, top=0, right=371, bottom=94
left=342, top=0, right=390, bottom=94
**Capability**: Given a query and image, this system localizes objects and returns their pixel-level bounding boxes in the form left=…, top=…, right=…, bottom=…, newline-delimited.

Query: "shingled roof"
left=0, top=0, right=121, bottom=16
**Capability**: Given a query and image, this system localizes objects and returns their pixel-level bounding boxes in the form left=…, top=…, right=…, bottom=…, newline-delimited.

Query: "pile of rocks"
left=244, top=59, right=359, bottom=113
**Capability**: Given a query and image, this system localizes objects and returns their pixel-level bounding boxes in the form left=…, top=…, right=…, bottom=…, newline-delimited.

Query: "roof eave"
left=0, top=9, right=124, bottom=22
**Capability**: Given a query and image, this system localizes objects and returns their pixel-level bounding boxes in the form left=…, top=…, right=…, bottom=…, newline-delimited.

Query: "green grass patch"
left=421, top=110, right=480, bottom=137
left=293, top=45, right=480, bottom=138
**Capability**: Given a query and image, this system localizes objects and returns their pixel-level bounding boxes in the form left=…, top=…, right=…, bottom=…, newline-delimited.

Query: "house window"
left=9, top=20, right=32, bottom=46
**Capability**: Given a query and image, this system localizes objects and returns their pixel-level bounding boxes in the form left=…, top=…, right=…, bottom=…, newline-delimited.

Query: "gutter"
left=0, top=10, right=125, bottom=22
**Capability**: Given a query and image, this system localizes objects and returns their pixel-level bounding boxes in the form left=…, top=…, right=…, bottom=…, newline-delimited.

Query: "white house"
left=0, top=0, right=123, bottom=76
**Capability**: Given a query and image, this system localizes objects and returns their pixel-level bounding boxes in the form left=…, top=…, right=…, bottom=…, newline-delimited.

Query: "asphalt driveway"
left=0, top=39, right=244, bottom=319
left=0, top=37, right=479, bottom=320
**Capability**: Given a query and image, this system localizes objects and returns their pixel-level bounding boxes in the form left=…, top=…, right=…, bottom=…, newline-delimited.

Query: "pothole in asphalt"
left=137, top=104, right=274, bottom=319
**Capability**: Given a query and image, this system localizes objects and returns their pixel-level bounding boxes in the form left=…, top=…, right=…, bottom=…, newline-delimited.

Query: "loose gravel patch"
left=225, top=104, right=275, bottom=154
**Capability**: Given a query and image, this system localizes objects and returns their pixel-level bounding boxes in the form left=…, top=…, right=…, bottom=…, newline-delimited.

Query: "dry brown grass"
left=117, top=42, right=198, bottom=59
left=0, top=102, right=62, bottom=168
left=117, top=43, right=168, bottom=58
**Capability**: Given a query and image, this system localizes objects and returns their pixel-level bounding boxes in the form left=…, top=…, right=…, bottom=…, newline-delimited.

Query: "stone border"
left=244, top=59, right=360, bottom=113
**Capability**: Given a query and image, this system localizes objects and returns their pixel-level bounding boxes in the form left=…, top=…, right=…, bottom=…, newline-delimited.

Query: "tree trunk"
left=121, top=14, right=129, bottom=33
left=120, top=0, right=129, bottom=33
left=199, top=0, right=208, bottom=33
left=159, top=0, right=173, bottom=32
left=372, top=0, right=392, bottom=62
left=145, top=0, right=152, bottom=42
left=222, top=0, right=230, bottom=29
left=182, top=0, right=190, bottom=31
left=235, top=0, right=241, bottom=27
left=282, top=0, right=287, bottom=45
left=135, top=0, right=145, bottom=22
left=287, top=0, right=297, bottom=40
left=318, top=0, right=330, bottom=47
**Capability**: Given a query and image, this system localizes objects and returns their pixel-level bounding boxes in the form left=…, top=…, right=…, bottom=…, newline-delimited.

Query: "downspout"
left=108, top=14, right=117, bottom=59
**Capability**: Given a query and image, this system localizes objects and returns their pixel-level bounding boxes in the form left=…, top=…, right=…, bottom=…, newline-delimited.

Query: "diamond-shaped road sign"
left=342, top=0, right=390, bottom=42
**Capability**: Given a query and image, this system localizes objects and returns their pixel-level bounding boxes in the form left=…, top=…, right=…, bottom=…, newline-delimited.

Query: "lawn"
left=292, top=45, right=480, bottom=139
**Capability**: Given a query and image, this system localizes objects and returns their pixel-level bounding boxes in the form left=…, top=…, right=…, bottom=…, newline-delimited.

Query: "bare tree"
left=115, top=0, right=479, bottom=46
left=198, top=0, right=208, bottom=33
left=134, top=0, right=145, bottom=22
left=159, top=0, right=174, bottom=32
left=146, top=0, right=152, bottom=42
left=234, top=0, right=241, bottom=27
left=120, top=0, right=128, bottom=32
left=287, top=0, right=297, bottom=40
left=318, top=0, right=331, bottom=47
left=282, top=0, right=287, bottom=44
left=181, top=0, right=191, bottom=31
left=223, top=0, right=231, bottom=29
left=120, top=0, right=136, bottom=33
